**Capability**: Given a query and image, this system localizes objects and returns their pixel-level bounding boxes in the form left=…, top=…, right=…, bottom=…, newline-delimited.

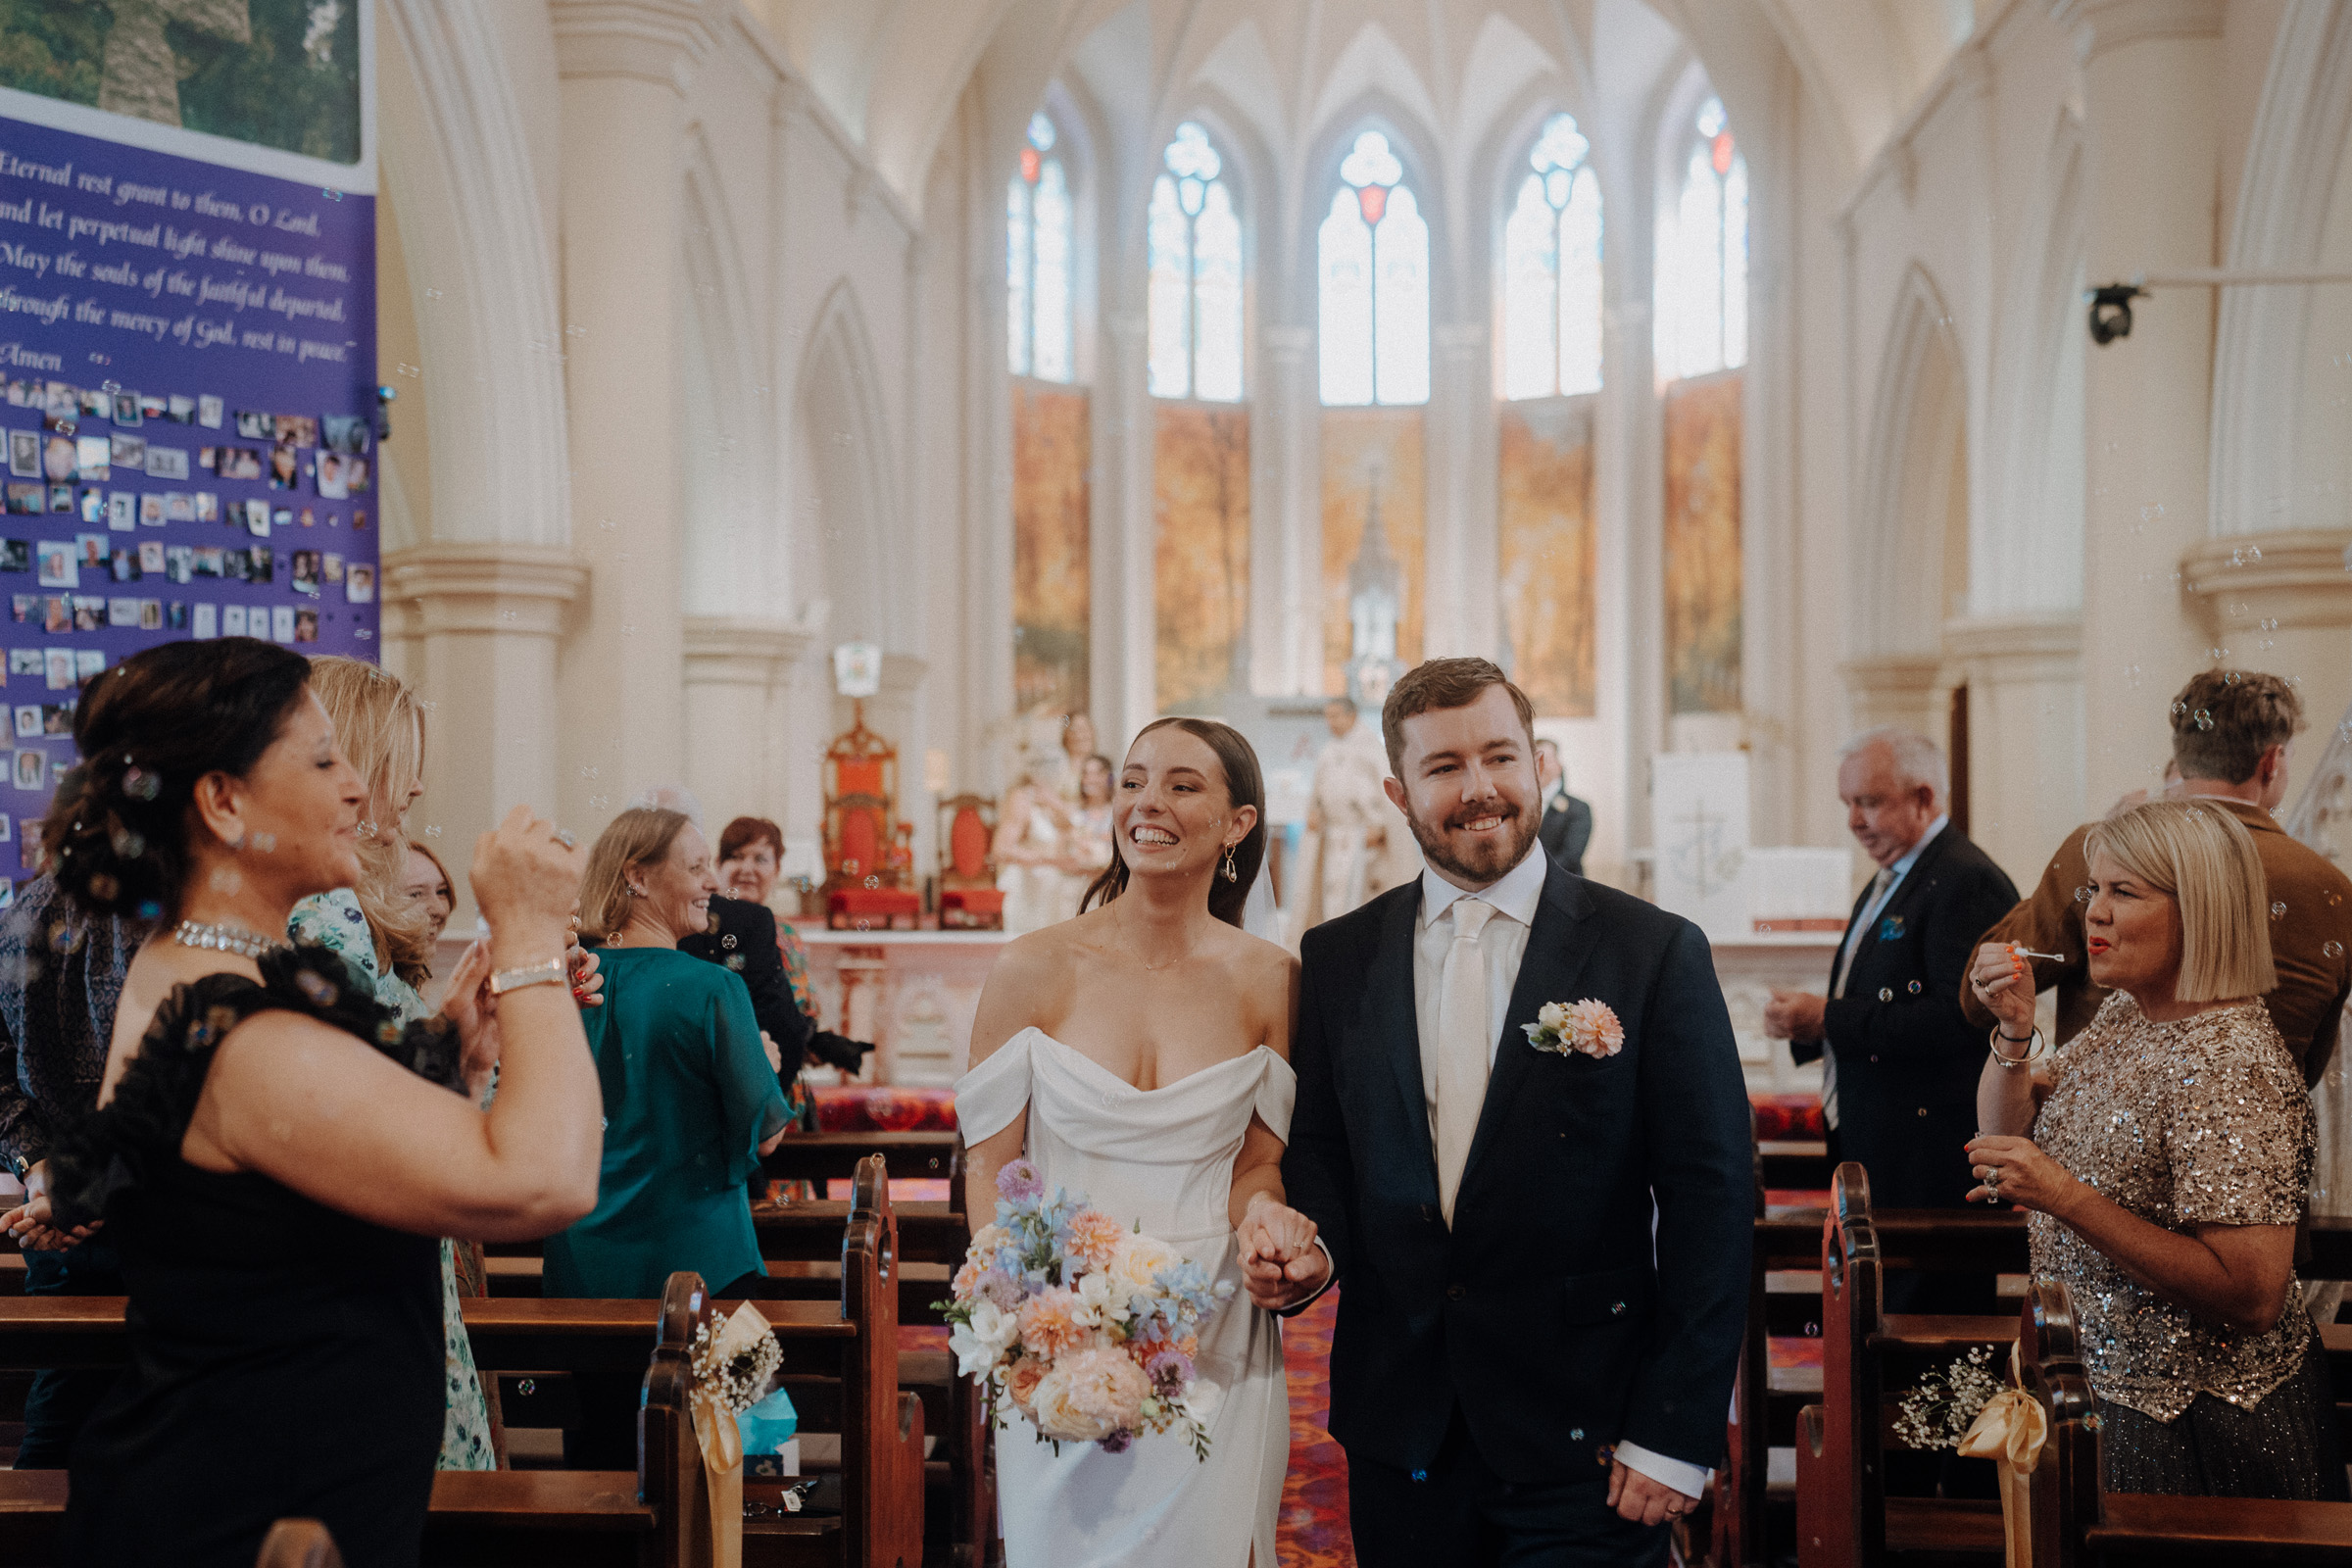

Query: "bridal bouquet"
left=938, top=1158, right=1233, bottom=1459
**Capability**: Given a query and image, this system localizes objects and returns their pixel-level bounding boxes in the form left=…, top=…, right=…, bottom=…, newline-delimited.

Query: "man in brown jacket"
left=1962, top=669, right=2352, bottom=1084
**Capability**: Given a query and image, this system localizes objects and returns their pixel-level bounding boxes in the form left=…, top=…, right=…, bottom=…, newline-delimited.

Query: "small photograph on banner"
left=198, top=398, right=223, bottom=431
left=193, top=605, right=217, bottom=640
left=40, top=652, right=70, bottom=693
left=10, top=709, right=32, bottom=740
left=11, top=752, right=40, bottom=792
left=34, top=546, right=73, bottom=590
left=222, top=606, right=247, bottom=636
left=271, top=606, right=296, bottom=642
left=0, top=544, right=24, bottom=574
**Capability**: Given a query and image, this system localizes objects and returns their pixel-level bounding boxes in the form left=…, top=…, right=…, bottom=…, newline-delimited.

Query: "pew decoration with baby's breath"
left=692, top=1311, right=784, bottom=1413
left=1892, top=1344, right=2003, bottom=1450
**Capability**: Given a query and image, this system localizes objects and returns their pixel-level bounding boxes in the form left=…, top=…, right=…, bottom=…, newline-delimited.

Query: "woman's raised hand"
left=469, top=806, right=584, bottom=957
left=1967, top=942, right=2038, bottom=1040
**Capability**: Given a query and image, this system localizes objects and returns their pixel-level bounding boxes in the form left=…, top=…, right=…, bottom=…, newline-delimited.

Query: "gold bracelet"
left=1988, top=1025, right=2045, bottom=1068
left=489, top=956, right=567, bottom=995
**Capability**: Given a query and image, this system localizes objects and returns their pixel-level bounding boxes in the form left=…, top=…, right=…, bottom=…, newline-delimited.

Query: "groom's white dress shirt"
left=1412, top=848, right=1708, bottom=1502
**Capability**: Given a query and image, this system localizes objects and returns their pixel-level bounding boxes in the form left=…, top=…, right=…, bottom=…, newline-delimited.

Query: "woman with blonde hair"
left=550, top=808, right=793, bottom=1465
left=285, top=657, right=518, bottom=1473
left=1968, top=798, right=2343, bottom=1499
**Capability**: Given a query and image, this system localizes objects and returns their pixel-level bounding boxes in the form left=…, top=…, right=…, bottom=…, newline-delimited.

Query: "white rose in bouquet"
left=950, top=1299, right=1020, bottom=1379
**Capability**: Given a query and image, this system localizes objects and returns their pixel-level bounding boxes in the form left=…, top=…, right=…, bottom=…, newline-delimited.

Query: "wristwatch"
left=489, top=956, right=568, bottom=996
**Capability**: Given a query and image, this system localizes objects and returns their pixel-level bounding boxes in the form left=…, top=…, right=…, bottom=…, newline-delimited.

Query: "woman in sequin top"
left=1965, top=799, right=2345, bottom=1500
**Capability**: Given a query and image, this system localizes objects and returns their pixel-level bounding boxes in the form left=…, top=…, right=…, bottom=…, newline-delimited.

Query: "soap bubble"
left=2193, top=710, right=2214, bottom=730
left=1878, top=988, right=1893, bottom=1002
left=864, top=874, right=880, bottom=889
left=2172, top=701, right=2188, bottom=716
left=1907, top=980, right=1923, bottom=995
left=2328, top=942, right=2345, bottom=959
left=2074, top=886, right=2090, bottom=903
left=2272, top=902, right=2287, bottom=919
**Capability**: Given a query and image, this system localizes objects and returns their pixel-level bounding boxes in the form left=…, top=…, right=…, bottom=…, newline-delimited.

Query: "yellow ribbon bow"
left=690, top=1301, right=773, bottom=1568
left=1955, top=1349, right=2048, bottom=1568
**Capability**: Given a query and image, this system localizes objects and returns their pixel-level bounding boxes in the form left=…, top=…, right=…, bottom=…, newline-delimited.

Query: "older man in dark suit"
left=1764, top=730, right=2017, bottom=1214
left=1533, top=738, right=1593, bottom=876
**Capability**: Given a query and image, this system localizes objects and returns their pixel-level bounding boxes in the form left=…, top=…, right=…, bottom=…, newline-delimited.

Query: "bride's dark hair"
left=1079, top=717, right=1266, bottom=929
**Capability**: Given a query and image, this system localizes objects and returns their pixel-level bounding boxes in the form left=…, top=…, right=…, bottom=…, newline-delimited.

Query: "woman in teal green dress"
left=551, top=808, right=792, bottom=1302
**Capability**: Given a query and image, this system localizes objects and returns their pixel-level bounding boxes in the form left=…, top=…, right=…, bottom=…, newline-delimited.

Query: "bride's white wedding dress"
left=954, top=1026, right=1295, bottom=1568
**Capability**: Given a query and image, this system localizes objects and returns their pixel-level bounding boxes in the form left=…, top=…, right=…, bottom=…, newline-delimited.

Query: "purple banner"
left=0, top=114, right=375, bottom=888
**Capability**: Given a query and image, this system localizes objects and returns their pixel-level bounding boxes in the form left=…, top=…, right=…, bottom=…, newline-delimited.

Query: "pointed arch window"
left=1318, top=130, right=1429, bottom=406
left=1008, top=111, right=1074, bottom=382
left=1501, top=114, right=1604, bottom=400
left=1148, top=122, right=1244, bottom=402
left=1657, top=96, right=1747, bottom=381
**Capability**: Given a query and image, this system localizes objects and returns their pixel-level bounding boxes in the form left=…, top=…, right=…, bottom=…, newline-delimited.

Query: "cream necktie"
left=1435, top=897, right=1496, bottom=1226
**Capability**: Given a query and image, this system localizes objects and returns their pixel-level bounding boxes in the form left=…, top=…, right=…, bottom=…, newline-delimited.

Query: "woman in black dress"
left=36, top=639, right=605, bottom=1568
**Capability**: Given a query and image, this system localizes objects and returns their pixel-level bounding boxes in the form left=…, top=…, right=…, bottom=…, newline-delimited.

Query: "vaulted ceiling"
left=743, top=0, right=1974, bottom=215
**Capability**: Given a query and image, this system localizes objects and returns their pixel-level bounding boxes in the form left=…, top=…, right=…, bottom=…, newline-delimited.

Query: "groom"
left=1254, top=659, right=1752, bottom=1565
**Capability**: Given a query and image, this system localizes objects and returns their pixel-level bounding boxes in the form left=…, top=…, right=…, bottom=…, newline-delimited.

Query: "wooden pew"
left=2018, top=1279, right=2352, bottom=1567
left=0, top=1161, right=924, bottom=1568
left=1792, top=1163, right=2011, bottom=1567
left=1718, top=1158, right=2034, bottom=1568
left=761, top=1131, right=962, bottom=1187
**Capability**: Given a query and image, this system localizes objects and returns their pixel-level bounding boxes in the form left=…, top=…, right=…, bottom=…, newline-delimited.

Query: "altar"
left=1705, top=932, right=1838, bottom=1095
left=795, top=926, right=1012, bottom=1088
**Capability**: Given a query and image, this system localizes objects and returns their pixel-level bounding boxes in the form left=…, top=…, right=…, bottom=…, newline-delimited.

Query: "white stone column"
left=1941, top=614, right=2085, bottom=885
left=2062, top=0, right=2226, bottom=806
left=549, top=0, right=712, bottom=829
left=1839, top=655, right=1946, bottom=742
left=681, top=617, right=810, bottom=828
left=1426, top=322, right=1496, bottom=660
left=2181, top=530, right=2352, bottom=757
left=1260, top=324, right=1321, bottom=695
left=382, top=544, right=587, bottom=920
left=1094, top=314, right=1155, bottom=743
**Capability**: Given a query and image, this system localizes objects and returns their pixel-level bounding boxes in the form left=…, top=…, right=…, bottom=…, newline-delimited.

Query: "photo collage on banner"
left=0, top=1, right=375, bottom=898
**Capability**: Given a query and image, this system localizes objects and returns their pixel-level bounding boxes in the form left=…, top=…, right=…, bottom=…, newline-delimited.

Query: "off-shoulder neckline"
left=1007, top=1024, right=1284, bottom=1097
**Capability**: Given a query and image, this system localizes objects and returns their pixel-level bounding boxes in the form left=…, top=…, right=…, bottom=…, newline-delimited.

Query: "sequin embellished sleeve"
left=2162, top=1008, right=2313, bottom=1230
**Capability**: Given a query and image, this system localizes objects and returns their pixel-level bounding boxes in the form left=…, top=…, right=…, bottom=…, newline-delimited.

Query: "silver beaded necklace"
left=172, top=919, right=288, bottom=959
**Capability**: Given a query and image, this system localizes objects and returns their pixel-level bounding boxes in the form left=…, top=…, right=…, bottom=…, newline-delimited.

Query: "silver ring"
left=555, top=829, right=577, bottom=849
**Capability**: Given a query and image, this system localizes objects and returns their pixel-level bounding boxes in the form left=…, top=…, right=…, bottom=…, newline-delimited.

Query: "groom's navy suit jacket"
left=1283, top=856, right=1753, bottom=1483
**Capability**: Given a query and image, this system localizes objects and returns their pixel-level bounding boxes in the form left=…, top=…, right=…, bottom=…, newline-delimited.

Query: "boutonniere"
left=1524, top=999, right=1624, bottom=1059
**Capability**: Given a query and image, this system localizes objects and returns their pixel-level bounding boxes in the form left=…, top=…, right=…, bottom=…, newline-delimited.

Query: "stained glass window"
left=1008, top=111, right=1074, bottom=382
left=1319, top=131, right=1429, bottom=406
left=1501, top=114, right=1603, bottom=400
left=1148, top=122, right=1244, bottom=402
left=1656, top=96, right=1747, bottom=381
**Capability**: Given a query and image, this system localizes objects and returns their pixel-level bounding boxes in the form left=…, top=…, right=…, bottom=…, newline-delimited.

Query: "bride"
left=956, top=717, right=1317, bottom=1567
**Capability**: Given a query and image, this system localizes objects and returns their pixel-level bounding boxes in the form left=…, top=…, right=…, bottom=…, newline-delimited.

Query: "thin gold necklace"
left=1120, top=899, right=1199, bottom=972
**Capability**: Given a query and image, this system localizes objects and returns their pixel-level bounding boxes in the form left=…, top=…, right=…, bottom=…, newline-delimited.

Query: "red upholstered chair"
left=822, top=702, right=922, bottom=930
left=935, top=794, right=1004, bottom=929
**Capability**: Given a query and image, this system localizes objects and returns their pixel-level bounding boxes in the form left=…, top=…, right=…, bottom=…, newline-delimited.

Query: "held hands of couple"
left=1237, top=1199, right=1329, bottom=1311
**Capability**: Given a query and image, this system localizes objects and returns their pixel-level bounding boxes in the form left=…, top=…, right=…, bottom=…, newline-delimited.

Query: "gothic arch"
left=1981, top=109, right=2085, bottom=618
left=2210, top=0, right=2352, bottom=537
left=679, top=135, right=775, bottom=618
left=793, top=279, right=902, bottom=653
left=1855, top=266, right=1968, bottom=661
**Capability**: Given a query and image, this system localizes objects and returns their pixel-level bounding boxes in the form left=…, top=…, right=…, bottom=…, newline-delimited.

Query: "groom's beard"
left=1404, top=798, right=1540, bottom=888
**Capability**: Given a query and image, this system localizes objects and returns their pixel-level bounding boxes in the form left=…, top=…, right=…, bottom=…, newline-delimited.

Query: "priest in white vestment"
left=1287, top=697, right=1418, bottom=944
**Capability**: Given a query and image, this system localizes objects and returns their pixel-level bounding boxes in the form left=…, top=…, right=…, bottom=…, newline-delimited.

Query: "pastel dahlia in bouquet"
left=938, top=1158, right=1234, bottom=1459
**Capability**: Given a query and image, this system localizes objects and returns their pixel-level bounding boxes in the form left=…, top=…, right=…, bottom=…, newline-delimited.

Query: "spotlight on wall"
left=373, top=383, right=396, bottom=443
left=2086, top=283, right=2142, bottom=347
